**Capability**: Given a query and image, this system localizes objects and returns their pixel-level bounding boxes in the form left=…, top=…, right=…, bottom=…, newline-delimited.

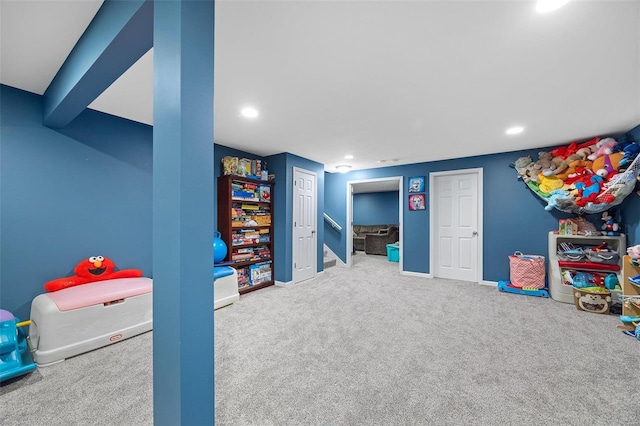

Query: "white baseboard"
left=275, top=280, right=293, bottom=287
left=401, top=271, right=432, bottom=278
left=479, top=280, right=498, bottom=287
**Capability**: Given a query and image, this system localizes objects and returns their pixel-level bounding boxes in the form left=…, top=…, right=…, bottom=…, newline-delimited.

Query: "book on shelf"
left=259, top=185, right=271, bottom=202
left=241, top=204, right=260, bottom=210
left=249, top=261, right=272, bottom=285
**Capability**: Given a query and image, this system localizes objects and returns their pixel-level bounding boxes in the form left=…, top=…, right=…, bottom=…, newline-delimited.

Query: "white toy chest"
left=214, top=267, right=239, bottom=310
left=29, top=277, right=153, bottom=366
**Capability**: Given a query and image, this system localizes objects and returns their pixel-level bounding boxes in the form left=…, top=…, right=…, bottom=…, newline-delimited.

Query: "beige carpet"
left=2, top=253, right=639, bottom=425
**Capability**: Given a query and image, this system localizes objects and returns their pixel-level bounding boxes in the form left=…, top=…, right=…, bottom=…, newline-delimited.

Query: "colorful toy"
left=0, top=309, right=37, bottom=382
left=619, top=316, right=640, bottom=340
left=497, top=281, right=549, bottom=298
left=627, top=245, right=640, bottom=259
left=618, top=142, right=640, bottom=168
left=587, top=138, right=618, bottom=161
left=544, top=189, right=575, bottom=211
left=213, top=231, right=228, bottom=264
left=600, top=211, right=620, bottom=236
left=44, top=256, right=143, bottom=292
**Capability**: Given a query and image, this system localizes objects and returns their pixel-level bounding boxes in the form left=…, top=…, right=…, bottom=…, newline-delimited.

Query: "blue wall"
left=325, top=146, right=640, bottom=281
left=1, top=85, right=153, bottom=320
left=265, top=152, right=325, bottom=283
left=353, top=191, right=399, bottom=225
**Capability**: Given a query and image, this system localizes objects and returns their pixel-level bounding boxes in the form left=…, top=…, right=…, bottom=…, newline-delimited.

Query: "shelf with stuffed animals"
left=511, top=124, right=640, bottom=215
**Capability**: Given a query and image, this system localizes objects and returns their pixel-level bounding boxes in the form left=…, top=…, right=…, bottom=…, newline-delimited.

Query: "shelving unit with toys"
left=548, top=232, right=626, bottom=304
left=218, top=175, right=274, bottom=294
left=619, top=255, right=640, bottom=331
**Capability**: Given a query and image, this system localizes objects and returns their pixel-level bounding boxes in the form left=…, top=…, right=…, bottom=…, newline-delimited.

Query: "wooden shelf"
left=239, top=280, right=274, bottom=295
left=218, top=175, right=274, bottom=294
left=621, top=255, right=640, bottom=318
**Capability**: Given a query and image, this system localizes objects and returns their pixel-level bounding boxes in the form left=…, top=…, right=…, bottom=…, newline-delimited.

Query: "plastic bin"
left=386, top=243, right=399, bottom=262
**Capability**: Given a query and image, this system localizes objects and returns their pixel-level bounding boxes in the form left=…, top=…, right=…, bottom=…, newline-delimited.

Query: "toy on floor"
left=212, top=233, right=239, bottom=309
left=0, top=309, right=37, bottom=382
left=619, top=315, right=640, bottom=340
left=497, top=281, right=549, bottom=298
left=44, top=256, right=143, bottom=292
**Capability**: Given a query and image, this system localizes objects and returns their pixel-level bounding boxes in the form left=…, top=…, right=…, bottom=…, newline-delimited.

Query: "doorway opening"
left=346, top=176, right=403, bottom=272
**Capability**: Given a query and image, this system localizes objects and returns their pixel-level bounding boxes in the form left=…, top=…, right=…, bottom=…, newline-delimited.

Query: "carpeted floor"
left=2, top=253, right=639, bottom=425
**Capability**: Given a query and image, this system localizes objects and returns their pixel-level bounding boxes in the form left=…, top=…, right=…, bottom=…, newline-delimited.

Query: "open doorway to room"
left=346, top=177, right=403, bottom=272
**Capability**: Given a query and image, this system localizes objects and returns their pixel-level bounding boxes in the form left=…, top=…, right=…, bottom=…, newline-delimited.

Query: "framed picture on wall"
left=408, top=176, right=424, bottom=193
left=408, top=194, right=426, bottom=211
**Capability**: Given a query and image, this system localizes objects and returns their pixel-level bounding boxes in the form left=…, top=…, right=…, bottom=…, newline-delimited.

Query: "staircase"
left=323, top=249, right=336, bottom=269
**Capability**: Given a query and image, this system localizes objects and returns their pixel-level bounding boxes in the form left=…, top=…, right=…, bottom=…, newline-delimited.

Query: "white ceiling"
left=2, top=0, right=639, bottom=173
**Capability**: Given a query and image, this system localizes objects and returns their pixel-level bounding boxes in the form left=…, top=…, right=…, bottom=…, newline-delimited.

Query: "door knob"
left=472, top=231, right=478, bottom=237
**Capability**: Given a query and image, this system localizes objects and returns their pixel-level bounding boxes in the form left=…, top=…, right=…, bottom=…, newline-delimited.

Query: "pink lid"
left=45, top=277, right=152, bottom=311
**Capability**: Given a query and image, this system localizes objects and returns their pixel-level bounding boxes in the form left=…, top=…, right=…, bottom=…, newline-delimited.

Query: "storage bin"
left=573, top=287, right=611, bottom=314
left=386, top=243, right=399, bottom=262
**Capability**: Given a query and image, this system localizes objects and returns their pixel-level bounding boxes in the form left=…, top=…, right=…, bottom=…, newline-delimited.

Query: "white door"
left=431, top=170, right=482, bottom=282
left=293, top=168, right=317, bottom=283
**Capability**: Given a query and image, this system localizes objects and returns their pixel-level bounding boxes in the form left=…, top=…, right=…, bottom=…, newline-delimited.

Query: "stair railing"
left=323, top=213, right=342, bottom=231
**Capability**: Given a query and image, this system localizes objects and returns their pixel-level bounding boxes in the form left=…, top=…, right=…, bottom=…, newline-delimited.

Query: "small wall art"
left=408, top=176, right=425, bottom=193
left=408, top=193, right=426, bottom=211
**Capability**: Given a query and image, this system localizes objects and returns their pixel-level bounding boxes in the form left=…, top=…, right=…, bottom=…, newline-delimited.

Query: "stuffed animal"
left=574, top=174, right=605, bottom=207
left=550, top=137, right=599, bottom=159
left=544, top=189, right=575, bottom=211
left=592, top=152, right=624, bottom=177
left=542, top=154, right=570, bottom=177
left=537, top=173, right=563, bottom=194
left=627, top=245, right=640, bottom=259
left=588, top=138, right=618, bottom=161
left=511, top=155, right=534, bottom=180
left=600, top=211, right=620, bottom=236
left=556, top=159, right=593, bottom=181
left=564, top=166, right=593, bottom=185
left=618, top=142, right=640, bottom=168
left=44, top=256, right=143, bottom=292
left=534, top=151, right=554, bottom=175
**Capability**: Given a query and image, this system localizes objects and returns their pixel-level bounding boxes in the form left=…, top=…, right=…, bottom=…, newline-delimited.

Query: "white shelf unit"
left=548, top=232, right=626, bottom=304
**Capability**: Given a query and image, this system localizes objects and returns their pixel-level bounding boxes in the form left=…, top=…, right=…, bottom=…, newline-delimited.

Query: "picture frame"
left=408, top=176, right=425, bottom=193
left=408, top=194, right=426, bottom=211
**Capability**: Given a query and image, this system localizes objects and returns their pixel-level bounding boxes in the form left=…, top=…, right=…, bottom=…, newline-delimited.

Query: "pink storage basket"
left=509, top=251, right=546, bottom=289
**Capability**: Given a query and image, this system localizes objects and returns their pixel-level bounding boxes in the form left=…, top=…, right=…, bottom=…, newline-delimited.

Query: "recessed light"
left=344, top=154, right=354, bottom=160
left=506, top=126, right=524, bottom=135
left=336, top=165, right=352, bottom=173
left=536, top=0, right=569, bottom=13
left=240, top=107, right=259, bottom=118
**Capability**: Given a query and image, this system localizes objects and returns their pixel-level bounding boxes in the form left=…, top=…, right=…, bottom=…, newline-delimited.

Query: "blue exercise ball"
left=213, top=231, right=227, bottom=264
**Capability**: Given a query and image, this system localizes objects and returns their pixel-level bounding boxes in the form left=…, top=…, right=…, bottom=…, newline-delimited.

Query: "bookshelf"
left=217, top=175, right=274, bottom=294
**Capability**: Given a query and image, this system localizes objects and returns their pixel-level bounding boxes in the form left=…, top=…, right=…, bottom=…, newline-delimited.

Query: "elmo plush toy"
left=44, top=256, right=143, bottom=292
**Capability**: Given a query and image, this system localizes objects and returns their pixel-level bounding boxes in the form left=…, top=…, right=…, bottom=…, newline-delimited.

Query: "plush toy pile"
left=512, top=131, right=640, bottom=214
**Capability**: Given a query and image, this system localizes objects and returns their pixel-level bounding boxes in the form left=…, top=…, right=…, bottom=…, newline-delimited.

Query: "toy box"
left=573, top=287, right=611, bottom=314
left=29, top=278, right=153, bottom=366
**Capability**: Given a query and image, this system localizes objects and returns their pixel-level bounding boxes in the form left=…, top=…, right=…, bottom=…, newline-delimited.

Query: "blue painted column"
left=153, top=1, right=215, bottom=425
left=43, top=0, right=153, bottom=128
